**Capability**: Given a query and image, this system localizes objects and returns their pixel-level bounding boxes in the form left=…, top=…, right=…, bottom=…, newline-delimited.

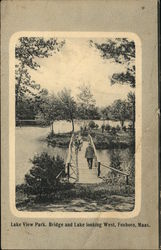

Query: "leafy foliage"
left=36, top=91, right=61, bottom=123
left=88, top=120, right=99, bottom=129
left=126, top=91, right=135, bottom=127
left=110, top=149, right=122, bottom=173
left=111, top=70, right=135, bottom=87
left=24, top=153, right=65, bottom=196
left=77, top=84, right=96, bottom=106
left=15, top=37, right=65, bottom=114
left=111, top=99, right=129, bottom=128
left=16, top=88, right=51, bottom=121
left=101, top=92, right=135, bottom=129
left=77, top=84, right=100, bottom=119
left=57, top=88, right=77, bottom=132
left=15, top=37, right=65, bottom=69
left=16, top=95, right=38, bottom=120
left=90, top=38, right=135, bottom=87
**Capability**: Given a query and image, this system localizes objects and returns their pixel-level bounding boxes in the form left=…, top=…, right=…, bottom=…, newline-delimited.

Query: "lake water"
left=16, top=120, right=133, bottom=185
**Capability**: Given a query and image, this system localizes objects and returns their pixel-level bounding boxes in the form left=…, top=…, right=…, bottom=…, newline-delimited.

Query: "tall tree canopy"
left=111, top=99, right=129, bottom=128
left=101, top=106, right=113, bottom=121
left=90, top=38, right=135, bottom=87
left=126, top=91, right=135, bottom=130
left=36, top=91, right=63, bottom=133
left=77, top=84, right=100, bottom=119
left=101, top=91, right=135, bottom=129
left=57, top=89, right=77, bottom=132
left=15, top=37, right=65, bottom=107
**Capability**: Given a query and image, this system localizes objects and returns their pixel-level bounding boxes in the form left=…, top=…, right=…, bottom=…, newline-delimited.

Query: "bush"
left=116, top=125, right=121, bottom=131
left=122, top=126, right=127, bottom=132
left=111, top=127, right=116, bottom=135
left=24, top=153, right=65, bottom=197
left=128, top=124, right=133, bottom=130
left=88, top=121, right=98, bottom=129
left=105, top=124, right=111, bottom=132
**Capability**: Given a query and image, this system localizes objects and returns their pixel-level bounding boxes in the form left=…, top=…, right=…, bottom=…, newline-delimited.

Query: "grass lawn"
left=16, top=182, right=135, bottom=212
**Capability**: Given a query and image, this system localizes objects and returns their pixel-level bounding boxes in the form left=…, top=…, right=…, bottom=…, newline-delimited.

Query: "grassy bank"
left=91, top=130, right=135, bottom=149
left=46, top=132, right=72, bottom=148
left=46, top=129, right=135, bottom=149
left=16, top=182, right=135, bottom=212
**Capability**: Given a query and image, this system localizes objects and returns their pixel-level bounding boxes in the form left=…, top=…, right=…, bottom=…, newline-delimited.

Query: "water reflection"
left=16, top=125, right=134, bottom=186
left=16, top=127, right=68, bottom=185
left=97, top=148, right=134, bottom=180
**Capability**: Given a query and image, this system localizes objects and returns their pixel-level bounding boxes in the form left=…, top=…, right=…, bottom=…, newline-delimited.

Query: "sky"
left=29, top=38, right=134, bottom=107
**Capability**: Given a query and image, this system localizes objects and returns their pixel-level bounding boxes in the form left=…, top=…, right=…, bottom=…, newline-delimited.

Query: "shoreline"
left=46, top=130, right=135, bottom=150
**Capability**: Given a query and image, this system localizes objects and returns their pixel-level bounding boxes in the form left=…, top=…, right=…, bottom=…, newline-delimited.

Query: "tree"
left=110, top=99, right=129, bottom=128
left=24, top=153, right=65, bottom=197
left=77, top=84, right=99, bottom=119
left=35, top=90, right=61, bottom=134
left=16, top=94, right=38, bottom=120
left=102, top=92, right=135, bottom=130
left=101, top=106, right=113, bottom=120
left=15, top=37, right=65, bottom=109
left=57, top=89, right=77, bottom=133
left=110, top=149, right=122, bottom=174
left=127, top=91, right=135, bottom=131
left=90, top=38, right=135, bottom=87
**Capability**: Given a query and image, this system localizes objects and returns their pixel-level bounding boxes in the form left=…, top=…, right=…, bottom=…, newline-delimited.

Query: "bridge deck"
left=78, top=141, right=102, bottom=184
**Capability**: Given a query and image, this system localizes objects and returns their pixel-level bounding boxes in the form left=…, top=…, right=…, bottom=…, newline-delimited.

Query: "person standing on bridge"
left=85, top=142, right=95, bottom=169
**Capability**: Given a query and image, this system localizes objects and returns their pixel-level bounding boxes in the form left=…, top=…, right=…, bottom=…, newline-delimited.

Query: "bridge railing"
left=88, top=134, right=101, bottom=175
left=65, top=133, right=74, bottom=179
left=100, top=163, right=130, bottom=185
left=89, top=134, right=130, bottom=184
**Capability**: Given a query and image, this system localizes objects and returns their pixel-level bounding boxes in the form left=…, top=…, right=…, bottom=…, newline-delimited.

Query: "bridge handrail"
left=66, top=133, right=74, bottom=165
left=101, top=163, right=129, bottom=176
left=56, top=169, right=64, bottom=179
left=89, top=134, right=129, bottom=179
left=88, top=134, right=100, bottom=163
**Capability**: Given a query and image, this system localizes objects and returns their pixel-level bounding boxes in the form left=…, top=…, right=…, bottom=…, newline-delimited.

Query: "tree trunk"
left=16, top=63, right=25, bottom=108
left=51, top=122, right=54, bottom=135
left=120, top=120, right=124, bottom=129
left=132, top=120, right=135, bottom=135
left=75, top=149, right=79, bottom=182
left=71, top=119, right=74, bottom=133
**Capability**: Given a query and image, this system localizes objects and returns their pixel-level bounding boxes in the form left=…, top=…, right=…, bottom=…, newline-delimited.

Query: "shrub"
left=88, top=120, right=98, bottom=129
left=105, top=124, right=111, bottom=131
left=116, top=125, right=121, bottom=131
left=128, top=124, right=133, bottom=130
left=110, top=149, right=122, bottom=172
left=24, top=152, right=65, bottom=197
left=122, top=126, right=127, bottom=132
left=111, top=127, right=116, bottom=135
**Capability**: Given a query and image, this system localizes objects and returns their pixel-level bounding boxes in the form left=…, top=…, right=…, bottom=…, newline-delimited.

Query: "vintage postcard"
left=10, top=32, right=141, bottom=218
left=1, top=0, right=159, bottom=249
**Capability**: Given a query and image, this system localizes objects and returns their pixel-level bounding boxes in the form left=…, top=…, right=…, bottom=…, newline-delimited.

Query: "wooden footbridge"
left=63, top=133, right=130, bottom=184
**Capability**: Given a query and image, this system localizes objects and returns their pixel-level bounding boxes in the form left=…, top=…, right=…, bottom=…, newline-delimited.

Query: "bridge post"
left=98, top=162, right=101, bottom=177
left=67, top=163, right=70, bottom=180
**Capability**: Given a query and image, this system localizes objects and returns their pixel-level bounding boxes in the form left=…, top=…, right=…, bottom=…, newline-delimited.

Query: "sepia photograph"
left=13, top=34, right=137, bottom=213
left=1, top=0, right=159, bottom=249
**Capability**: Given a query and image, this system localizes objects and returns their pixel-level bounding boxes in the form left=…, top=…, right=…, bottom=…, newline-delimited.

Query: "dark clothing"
left=85, top=145, right=95, bottom=159
left=85, top=145, right=95, bottom=169
left=87, top=158, right=93, bottom=169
